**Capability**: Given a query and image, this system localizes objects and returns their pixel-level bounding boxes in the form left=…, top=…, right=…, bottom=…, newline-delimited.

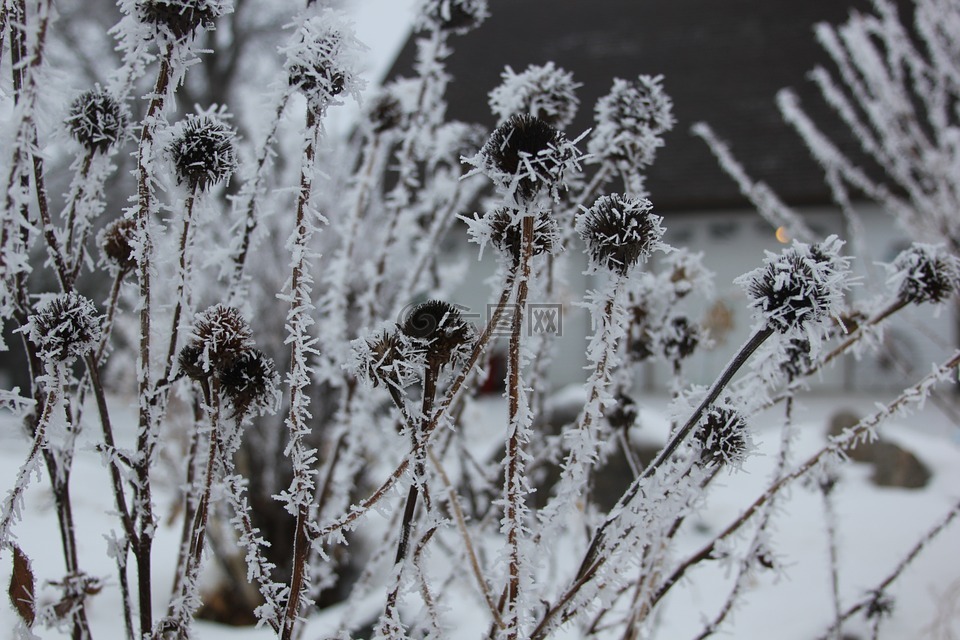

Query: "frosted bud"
left=487, top=207, right=558, bottom=267
left=179, top=304, right=253, bottom=379
left=28, top=293, right=102, bottom=364
left=135, top=0, right=230, bottom=40
left=399, top=300, right=476, bottom=373
left=284, top=14, right=364, bottom=108
left=99, top=217, right=138, bottom=273
left=887, top=243, right=960, bottom=305
left=219, top=349, right=279, bottom=418
left=489, top=62, right=580, bottom=130
left=65, top=88, right=127, bottom=153
left=588, top=75, right=674, bottom=168
left=416, top=0, right=488, bottom=35
left=169, top=112, right=237, bottom=192
left=695, top=404, right=749, bottom=468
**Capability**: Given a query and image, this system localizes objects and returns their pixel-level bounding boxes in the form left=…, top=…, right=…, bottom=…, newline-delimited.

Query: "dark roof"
left=389, top=0, right=903, bottom=212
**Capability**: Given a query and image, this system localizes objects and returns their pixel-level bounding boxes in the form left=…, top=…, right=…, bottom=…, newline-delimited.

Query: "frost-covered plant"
left=1, top=2, right=958, bottom=640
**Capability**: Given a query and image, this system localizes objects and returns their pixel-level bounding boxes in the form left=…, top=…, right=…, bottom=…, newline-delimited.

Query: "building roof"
left=389, top=0, right=900, bottom=212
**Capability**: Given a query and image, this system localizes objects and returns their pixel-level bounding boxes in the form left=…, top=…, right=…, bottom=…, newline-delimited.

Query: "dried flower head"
left=489, top=62, right=580, bottom=130
left=662, top=316, right=700, bottom=361
left=400, top=300, right=475, bottom=373
left=366, top=90, right=404, bottom=134
left=888, top=243, right=960, bottom=305
left=487, top=208, right=558, bottom=266
left=28, top=293, right=102, bottom=364
left=355, top=327, right=418, bottom=388
left=99, top=217, right=138, bottom=272
left=169, top=112, right=237, bottom=192
left=577, top=194, right=665, bottom=275
left=135, top=0, right=229, bottom=40
left=183, top=304, right=253, bottom=377
left=779, top=336, right=813, bottom=381
left=695, top=405, right=749, bottom=467
left=284, top=14, right=364, bottom=107
left=606, top=392, right=638, bottom=431
left=65, top=88, right=127, bottom=153
left=416, top=0, right=488, bottom=34
left=626, top=303, right=656, bottom=362
left=471, top=113, right=581, bottom=202
left=738, top=235, right=850, bottom=335
left=219, top=349, right=279, bottom=418
left=588, top=74, right=675, bottom=168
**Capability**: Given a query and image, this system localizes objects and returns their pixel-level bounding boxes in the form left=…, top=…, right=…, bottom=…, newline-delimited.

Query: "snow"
left=1, top=391, right=957, bottom=638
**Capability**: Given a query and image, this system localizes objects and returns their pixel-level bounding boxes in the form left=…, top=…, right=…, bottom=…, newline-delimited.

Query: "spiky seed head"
left=889, top=243, right=960, bottom=305
left=489, top=62, right=580, bottom=130
left=186, top=304, right=253, bottom=376
left=400, top=300, right=475, bottom=372
left=99, top=217, right=138, bottom=272
left=626, top=305, right=655, bottom=362
left=739, top=235, right=850, bottom=334
left=169, top=113, right=237, bottom=192
left=65, top=88, right=127, bottom=153
left=28, top=293, right=102, bottom=364
left=662, top=316, right=700, bottom=361
left=284, top=15, right=362, bottom=108
left=606, top=392, right=638, bottom=431
left=366, top=91, right=403, bottom=134
left=695, top=406, right=749, bottom=467
left=177, top=343, right=208, bottom=381
left=219, top=349, right=279, bottom=418
left=780, top=337, right=812, bottom=381
left=577, top=194, right=665, bottom=276
left=588, top=74, right=675, bottom=167
left=416, top=0, right=488, bottom=34
left=476, top=113, right=577, bottom=202
left=358, top=328, right=412, bottom=388
left=487, top=208, right=557, bottom=266
left=135, top=0, right=228, bottom=40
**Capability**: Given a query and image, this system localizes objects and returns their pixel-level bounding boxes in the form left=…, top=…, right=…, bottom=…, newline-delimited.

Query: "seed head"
left=416, top=0, right=488, bottom=34
left=606, top=392, right=638, bottom=431
left=487, top=208, right=558, bottom=266
left=219, top=349, right=279, bottom=418
left=662, top=316, right=700, bottom=361
left=588, top=75, right=674, bottom=168
left=473, top=113, right=579, bottom=202
left=169, top=113, right=237, bottom=192
left=888, top=243, right=960, bottom=305
left=695, top=405, right=749, bottom=468
left=135, top=0, right=228, bottom=40
left=28, top=293, right=102, bottom=364
left=400, top=300, right=475, bottom=373
left=65, top=88, right=127, bottom=153
left=99, top=217, right=138, bottom=272
left=366, top=90, right=404, bottom=134
left=489, top=62, right=580, bottom=130
left=779, top=337, right=813, bottom=381
left=577, top=194, right=665, bottom=275
left=182, top=304, right=253, bottom=377
left=739, top=235, right=850, bottom=334
left=356, top=328, right=418, bottom=388
left=284, top=14, right=363, bottom=107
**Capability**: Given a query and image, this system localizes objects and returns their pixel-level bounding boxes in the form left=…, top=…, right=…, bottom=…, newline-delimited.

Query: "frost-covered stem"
left=821, top=482, right=843, bottom=640
left=0, top=385, right=59, bottom=548
left=163, top=189, right=199, bottom=383
left=281, top=103, right=322, bottom=640
left=169, top=396, right=205, bottom=607
left=133, top=44, right=175, bottom=639
left=653, top=350, right=960, bottom=611
left=64, top=151, right=95, bottom=278
left=94, top=269, right=128, bottom=365
left=502, top=215, right=535, bottom=639
left=428, top=446, right=504, bottom=629
left=574, top=326, right=774, bottom=581
left=816, top=498, right=960, bottom=640
left=84, top=354, right=136, bottom=543
left=228, top=94, right=289, bottom=302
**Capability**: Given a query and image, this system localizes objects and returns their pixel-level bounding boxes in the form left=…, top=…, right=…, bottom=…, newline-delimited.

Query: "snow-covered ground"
left=1, top=391, right=957, bottom=639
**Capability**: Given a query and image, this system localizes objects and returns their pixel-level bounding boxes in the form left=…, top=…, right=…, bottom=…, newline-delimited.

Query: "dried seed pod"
left=476, top=113, right=577, bottom=202
left=219, top=349, right=279, bottom=418
left=739, top=235, right=850, bottom=334
left=357, top=328, right=416, bottom=388
left=284, top=15, right=362, bottom=107
left=606, top=391, right=638, bottom=431
left=169, top=113, right=237, bottom=192
left=779, top=336, right=812, bottom=381
left=695, top=405, right=749, bottom=467
left=662, top=316, right=700, bottom=361
left=888, top=243, right=960, bottom=305
left=400, top=300, right=475, bottom=372
left=489, top=62, right=580, bottom=130
left=177, top=343, right=209, bottom=381
left=417, top=0, right=488, bottom=34
left=366, top=90, right=403, bottom=134
left=186, top=304, right=254, bottom=376
left=577, top=193, right=665, bottom=276
left=487, top=207, right=557, bottom=266
left=99, top=217, right=138, bottom=272
left=65, top=88, right=127, bottom=153
left=28, top=292, right=102, bottom=364
left=588, top=74, right=675, bottom=168
left=135, top=0, right=228, bottom=40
